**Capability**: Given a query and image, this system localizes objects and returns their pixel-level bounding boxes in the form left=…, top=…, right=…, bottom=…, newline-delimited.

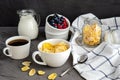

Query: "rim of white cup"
left=38, top=39, right=71, bottom=55
left=6, top=36, right=31, bottom=47
left=46, top=14, right=70, bottom=31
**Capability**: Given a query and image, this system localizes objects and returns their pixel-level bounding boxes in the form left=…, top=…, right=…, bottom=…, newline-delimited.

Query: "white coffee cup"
left=3, top=36, right=31, bottom=59
left=32, top=39, right=71, bottom=67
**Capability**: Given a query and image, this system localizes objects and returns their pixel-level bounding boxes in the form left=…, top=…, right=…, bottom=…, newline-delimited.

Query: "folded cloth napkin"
left=71, top=13, right=120, bottom=80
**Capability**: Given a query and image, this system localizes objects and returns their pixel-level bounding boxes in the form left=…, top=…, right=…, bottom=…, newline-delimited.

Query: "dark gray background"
left=0, top=0, right=120, bottom=27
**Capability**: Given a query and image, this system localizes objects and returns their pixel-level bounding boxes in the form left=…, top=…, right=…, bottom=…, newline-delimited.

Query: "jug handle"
left=35, top=14, right=41, bottom=26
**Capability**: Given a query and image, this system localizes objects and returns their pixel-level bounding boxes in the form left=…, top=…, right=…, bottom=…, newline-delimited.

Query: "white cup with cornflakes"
left=32, top=39, right=71, bottom=67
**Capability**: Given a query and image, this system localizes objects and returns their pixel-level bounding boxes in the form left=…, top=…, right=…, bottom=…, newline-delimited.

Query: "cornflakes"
left=48, top=73, right=57, bottom=80
left=20, top=61, right=58, bottom=79
left=29, top=68, right=36, bottom=76
left=40, top=42, right=54, bottom=53
left=37, top=70, right=45, bottom=76
left=21, top=66, right=30, bottom=72
left=83, top=23, right=101, bottom=46
left=22, top=61, right=31, bottom=66
left=40, top=42, right=68, bottom=53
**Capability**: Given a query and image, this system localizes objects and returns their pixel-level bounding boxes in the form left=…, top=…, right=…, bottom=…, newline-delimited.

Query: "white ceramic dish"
left=45, top=14, right=70, bottom=40
left=45, top=30, right=69, bottom=40
left=32, top=39, right=71, bottom=67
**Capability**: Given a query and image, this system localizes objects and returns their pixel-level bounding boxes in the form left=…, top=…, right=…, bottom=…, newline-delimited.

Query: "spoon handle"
left=60, top=63, right=78, bottom=77
left=60, top=54, right=88, bottom=77
left=60, top=66, right=74, bottom=77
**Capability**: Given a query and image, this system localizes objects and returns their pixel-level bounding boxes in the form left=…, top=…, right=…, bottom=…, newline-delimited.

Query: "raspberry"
left=57, top=24, right=63, bottom=29
left=48, top=14, right=68, bottom=29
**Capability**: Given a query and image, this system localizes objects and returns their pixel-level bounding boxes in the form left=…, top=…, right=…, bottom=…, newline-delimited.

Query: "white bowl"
left=45, top=14, right=70, bottom=40
left=45, top=30, right=69, bottom=40
left=32, top=39, right=71, bottom=67
left=45, top=14, right=70, bottom=33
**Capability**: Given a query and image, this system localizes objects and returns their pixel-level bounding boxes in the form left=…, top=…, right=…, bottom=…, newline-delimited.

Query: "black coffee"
left=8, top=39, right=28, bottom=46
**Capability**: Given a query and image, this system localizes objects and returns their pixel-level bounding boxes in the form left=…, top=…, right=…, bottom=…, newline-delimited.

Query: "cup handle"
left=3, top=47, right=12, bottom=57
left=32, top=51, right=47, bottom=65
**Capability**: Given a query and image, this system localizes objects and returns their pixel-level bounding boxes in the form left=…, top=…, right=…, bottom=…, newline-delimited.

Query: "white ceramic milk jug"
left=17, top=9, right=40, bottom=40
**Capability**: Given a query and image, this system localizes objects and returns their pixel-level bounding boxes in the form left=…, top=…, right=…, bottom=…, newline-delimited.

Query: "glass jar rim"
left=84, top=17, right=101, bottom=25
left=17, top=9, right=36, bottom=16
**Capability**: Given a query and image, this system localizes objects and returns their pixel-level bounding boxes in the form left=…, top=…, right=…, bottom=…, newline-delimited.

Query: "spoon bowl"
left=77, top=54, right=88, bottom=63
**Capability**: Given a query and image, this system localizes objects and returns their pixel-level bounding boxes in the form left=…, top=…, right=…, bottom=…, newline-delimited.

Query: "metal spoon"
left=75, top=35, right=83, bottom=46
left=60, top=54, right=88, bottom=77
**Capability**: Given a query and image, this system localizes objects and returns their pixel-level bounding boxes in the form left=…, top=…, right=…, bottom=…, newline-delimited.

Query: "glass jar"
left=17, top=9, right=40, bottom=40
left=82, top=18, right=102, bottom=47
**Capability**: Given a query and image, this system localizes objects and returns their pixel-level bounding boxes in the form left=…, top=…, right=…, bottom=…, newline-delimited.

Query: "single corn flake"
left=55, top=45, right=68, bottom=53
left=48, top=73, right=57, bottom=80
left=21, top=66, right=30, bottom=72
left=29, top=68, right=36, bottom=76
left=40, top=42, right=54, bottom=53
left=55, top=42, right=68, bottom=46
left=54, top=42, right=68, bottom=53
left=37, top=70, right=45, bottom=76
left=22, top=61, right=31, bottom=66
